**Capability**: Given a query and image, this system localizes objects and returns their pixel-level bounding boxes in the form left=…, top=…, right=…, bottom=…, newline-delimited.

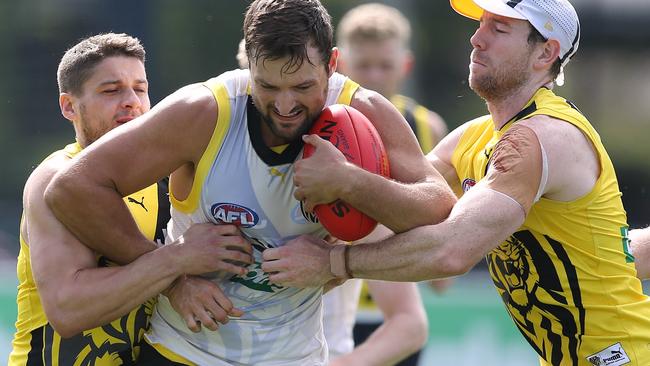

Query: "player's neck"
left=486, top=83, right=540, bottom=130
left=259, top=120, right=291, bottom=147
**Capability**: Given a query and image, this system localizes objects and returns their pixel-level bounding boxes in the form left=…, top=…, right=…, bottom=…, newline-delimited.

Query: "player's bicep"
left=483, top=125, right=544, bottom=216
left=428, top=123, right=470, bottom=195
left=428, top=152, right=461, bottom=196
left=75, top=84, right=217, bottom=197
left=351, top=89, right=435, bottom=184
left=25, top=169, right=96, bottom=298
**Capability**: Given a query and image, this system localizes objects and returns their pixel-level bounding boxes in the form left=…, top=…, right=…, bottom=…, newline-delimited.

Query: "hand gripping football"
left=303, top=104, right=390, bottom=241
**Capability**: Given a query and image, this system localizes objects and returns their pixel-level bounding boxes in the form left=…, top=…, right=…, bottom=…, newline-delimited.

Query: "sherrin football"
left=303, top=104, right=390, bottom=241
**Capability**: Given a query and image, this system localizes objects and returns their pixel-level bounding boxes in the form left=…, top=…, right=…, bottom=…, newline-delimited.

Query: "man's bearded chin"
left=259, top=107, right=317, bottom=142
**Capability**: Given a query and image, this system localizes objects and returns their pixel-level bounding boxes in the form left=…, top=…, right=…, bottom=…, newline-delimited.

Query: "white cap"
left=450, top=0, right=580, bottom=85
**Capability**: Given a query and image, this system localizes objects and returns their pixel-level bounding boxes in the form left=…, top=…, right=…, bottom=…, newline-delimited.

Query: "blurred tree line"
left=0, top=0, right=648, bottom=256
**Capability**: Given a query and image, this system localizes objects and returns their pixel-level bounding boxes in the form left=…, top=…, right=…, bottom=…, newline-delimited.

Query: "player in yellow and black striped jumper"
left=8, top=33, right=252, bottom=366
left=266, top=0, right=650, bottom=365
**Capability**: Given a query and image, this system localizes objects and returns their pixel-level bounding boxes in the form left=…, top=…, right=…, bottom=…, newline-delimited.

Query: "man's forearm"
left=346, top=188, right=524, bottom=282
left=44, top=244, right=182, bottom=337
left=339, top=166, right=455, bottom=233
left=347, top=224, right=456, bottom=282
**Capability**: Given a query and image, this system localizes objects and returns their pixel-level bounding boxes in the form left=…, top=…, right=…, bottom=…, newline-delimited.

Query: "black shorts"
left=137, top=340, right=191, bottom=366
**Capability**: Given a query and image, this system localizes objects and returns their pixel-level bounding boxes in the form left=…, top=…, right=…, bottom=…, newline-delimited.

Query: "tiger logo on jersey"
left=42, top=299, right=154, bottom=365
left=487, top=230, right=584, bottom=364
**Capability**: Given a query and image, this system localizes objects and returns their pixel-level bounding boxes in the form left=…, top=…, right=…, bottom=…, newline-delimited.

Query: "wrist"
left=337, top=162, right=360, bottom=199
left=160, top=243, right=186, bottom=277
left=162, top=273, right=187, bottom=297
left=329, top=244, right=353, bottom=280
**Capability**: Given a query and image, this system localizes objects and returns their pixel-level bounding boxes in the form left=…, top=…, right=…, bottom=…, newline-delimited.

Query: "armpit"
left=484, top=125, right=543, bottom=215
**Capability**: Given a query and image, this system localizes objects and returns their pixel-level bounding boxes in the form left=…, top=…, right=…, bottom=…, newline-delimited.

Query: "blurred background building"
left=1, top=1, right=648, bottom=364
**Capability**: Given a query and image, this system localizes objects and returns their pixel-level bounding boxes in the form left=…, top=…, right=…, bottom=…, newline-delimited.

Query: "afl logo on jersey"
left=211, top=203, right=259, bottom=228
left=461, top=178, right=476, bottom=193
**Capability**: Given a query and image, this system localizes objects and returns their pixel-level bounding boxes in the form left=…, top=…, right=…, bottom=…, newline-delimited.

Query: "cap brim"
left=450, top=0, right=526, bottom=21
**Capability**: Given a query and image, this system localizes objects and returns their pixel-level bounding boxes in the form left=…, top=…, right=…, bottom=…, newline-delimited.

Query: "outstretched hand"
left=294, top=134, right=351, bottom=212
left=261, top=234, right=334, bottom=288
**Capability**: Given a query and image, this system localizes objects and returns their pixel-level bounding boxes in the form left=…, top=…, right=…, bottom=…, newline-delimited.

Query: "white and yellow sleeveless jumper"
left=146, top=69, right=360, bottom=366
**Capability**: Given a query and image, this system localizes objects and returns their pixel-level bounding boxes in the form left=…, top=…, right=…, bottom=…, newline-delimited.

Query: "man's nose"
left=274, top=91, right=297, bottom=115
left=121, top=88, right=142, bottom=109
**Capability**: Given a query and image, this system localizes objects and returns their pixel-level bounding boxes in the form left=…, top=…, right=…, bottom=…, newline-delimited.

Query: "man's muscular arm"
left=293, top=88, right=456, bottom=234
left=45, top=84, right=217, bottom=263
left=27, top=156, right=251, bottom=337
left=265, top=124, right=542, bottom=286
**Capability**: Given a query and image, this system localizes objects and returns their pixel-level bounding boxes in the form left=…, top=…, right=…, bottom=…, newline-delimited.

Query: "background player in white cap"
left=264, top=1, right=650, bottom=364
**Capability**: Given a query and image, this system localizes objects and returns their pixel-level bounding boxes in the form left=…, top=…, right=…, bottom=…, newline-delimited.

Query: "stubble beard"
left=251, top=93, right=325, bottom=144
left=469, top=55, right=532, bottom=103
left=260, top=110, right=315, bottom=143
left=78, top=103, right=112, bottom=147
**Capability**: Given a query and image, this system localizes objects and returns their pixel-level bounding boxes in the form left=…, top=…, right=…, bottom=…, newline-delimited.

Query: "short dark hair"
left=57, top=33, right=145, bottom=95
left=527, top=24, right=561, bottom=80
left=243, top=0, right=333, bottom=74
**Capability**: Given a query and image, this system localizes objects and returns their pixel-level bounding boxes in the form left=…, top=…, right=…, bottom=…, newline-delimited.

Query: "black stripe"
left=138, top=340, right=189, bottom=366
left=485, top=102, right=538, bottom=176
left=514, top=231, right=564, bottom=298
left=500, top=101, right=537, bottom=131
left=26, top=327, right=44, bottom=366
left=155, top=178, right=171, bottom=245
left=560, top=21, right=581, bottom=65
left=546, top=235, right=584, bottom=366
left=247, top=96, right=304, bottom=166
left=42, top=325, right=53, bottom=366
left=507, top=0, right=524, bottom=8
left=490, top=231, right=582, bottom=365
left=564, top=99, right=584, bottom=116
left=541, top=316, right=564, bottom=365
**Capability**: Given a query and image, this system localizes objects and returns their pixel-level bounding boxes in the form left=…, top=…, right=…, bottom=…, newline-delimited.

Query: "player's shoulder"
left=171, top=82, right=217, bottom=106
left=517, top=115, right=586, bottom=148
left=170, top=69, right=248, bottom=107
left=155, top=81, right=219, bottom=128
left=24, top=150, right=72, bottom=200
left=349, top=87, right=397, bottom=125
left=350, top=86, right=384, bottom=109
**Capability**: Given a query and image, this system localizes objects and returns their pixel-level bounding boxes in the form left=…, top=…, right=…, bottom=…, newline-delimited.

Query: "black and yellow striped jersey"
left=9, top=142, right=170, bottom=366
left=451, top=88, right=650, bottom=366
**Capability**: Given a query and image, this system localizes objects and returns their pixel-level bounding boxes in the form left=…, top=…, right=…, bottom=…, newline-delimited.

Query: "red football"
left=303, top=104, right=390, bottom=241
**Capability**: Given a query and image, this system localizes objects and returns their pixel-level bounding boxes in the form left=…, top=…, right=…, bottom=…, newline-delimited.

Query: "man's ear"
left=534, top=39, right=561, bottom=72
left=328, top=47, right=339, bottom=76
left=402, top=49, right=415, bottom=76
left=59, top=93, right=76, bottom=122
